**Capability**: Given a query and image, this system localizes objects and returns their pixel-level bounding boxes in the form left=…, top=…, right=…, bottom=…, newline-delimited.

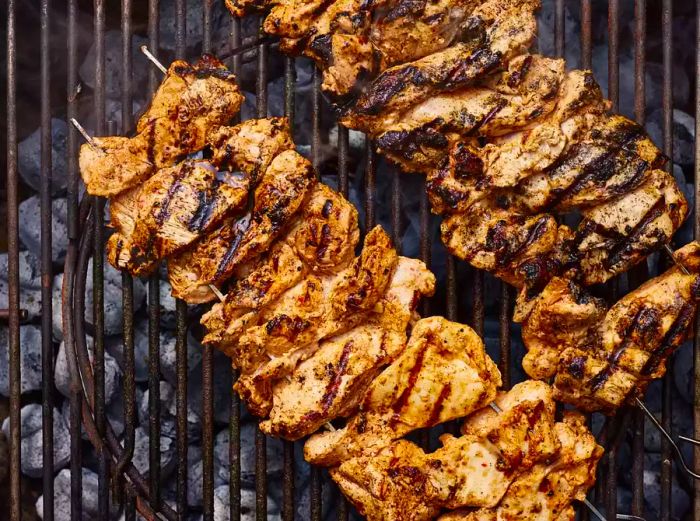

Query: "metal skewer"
left=70, top=118, right=99, bottom=149
left=662, top=243, right=690, bottom=275
left=140, top=45, right=167, bottom=74
left=635, top=397, right=700, bottom=479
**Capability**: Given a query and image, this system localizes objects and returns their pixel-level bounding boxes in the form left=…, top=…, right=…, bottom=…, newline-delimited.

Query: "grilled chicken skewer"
left=79, top=54, right=243, bottom=196
left=330, top=381, right=602, bottom=521
left=304, top=316, right=502, bottom=466
left=521, top=241, right=700, bottom=414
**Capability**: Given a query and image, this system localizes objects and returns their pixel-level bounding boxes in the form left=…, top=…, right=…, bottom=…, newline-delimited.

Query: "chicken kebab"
left=325, top=379, right=602, bottom=521
left=224, top=0, right=688, bottom=312
left=518, top=241, right=700, bottom=414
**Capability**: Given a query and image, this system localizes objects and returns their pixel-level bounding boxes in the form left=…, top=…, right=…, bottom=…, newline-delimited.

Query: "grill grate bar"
left=282, top=53, right=297, bottom=521
left=310, top=62, right=324, bottom=521
left=660, top=1, right=675, bottom=520
left=255, top=17, right=270, bottom=521
left=40, top=0, right=55, bottom=519
left=229, top=16, right=243, bottom=521
left=5, top=0, right=21, bottom=519
left=202, top=6, right=217, bottom=520
left=630, top=2, right=647, bottom=519
left=694, top=0, right=700, bottom=517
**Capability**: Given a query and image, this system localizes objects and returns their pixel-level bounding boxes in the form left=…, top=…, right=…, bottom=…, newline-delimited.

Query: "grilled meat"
left=518, top=242, right=700, bottom=413
left=440, top=196, right=562, bottom=287
left=340, top=0, right=540, bottom=133
left=258, top=257, right=435, bottom=439
left=520, top=276, right=606, bottom=380
left=375, top=54, right=564, bottom=174
left=207, top=149, right=316, bottom=286
left=304, top=316, right=501, bottom=466
left=441, top=412, right=602, bottom=521
left=166, top=118, right=295, bottom=303
left=565, top=168, right=687, bottom=286
left=208, top=117, right=295, bottom=180
left=80, top=55, right=243, bottom=196
left=106, top=160, right=249, bottom=276
left=203, top=226, right=396, bottom=371
left=425, top=70, right=607, bottom=215
left=330, top=381, right=593, bottom=521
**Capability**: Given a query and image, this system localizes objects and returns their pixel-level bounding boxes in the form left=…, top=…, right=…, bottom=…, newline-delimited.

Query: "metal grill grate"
left=1, top=1, right=698, bottom=520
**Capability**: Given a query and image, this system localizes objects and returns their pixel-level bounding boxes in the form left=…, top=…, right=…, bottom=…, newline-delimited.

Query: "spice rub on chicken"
left=304, top=317, right=501, bottom=466
left=328, top=381, right=601, bottom=521
left=80, top=55, right=243, bottom=196
left=518, top=242, right=700, bottom=414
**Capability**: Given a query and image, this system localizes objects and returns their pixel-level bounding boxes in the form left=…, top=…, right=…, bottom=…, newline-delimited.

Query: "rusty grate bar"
left=695, top=0, right=700, bottom=516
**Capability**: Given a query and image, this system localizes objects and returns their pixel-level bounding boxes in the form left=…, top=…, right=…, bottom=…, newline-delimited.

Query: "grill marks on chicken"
left=328, top=381, right=601, bottom=521
left=106, top=160, right=250, bottom=276
left=259, top=257, right=436, bottom=439
left=374, top=55, right=565, bottom=174
left=166, top=117, right=296, bottom=302
left=304, top=317, right=501, bottom=466
left=441, top=412, right=602, bottom=521
left=519, top=242, right=700, bottom=413
left=341, top=0, right=540, bottom=130
left=80, top=55, right=243, bottom=196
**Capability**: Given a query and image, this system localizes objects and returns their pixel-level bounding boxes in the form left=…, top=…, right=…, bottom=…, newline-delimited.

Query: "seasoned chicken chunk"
left=330, top=381, right=564, bottom=520
left=166, top=118, right=295, bottom=303
left=441, top=412, right=602, bottom=521
left=554, top=242, right=700, bottom=413
left=304, top=317, right=501, bottom=466
left=259, top=257, right=435, bottom=439
left=520, top=277, right=606, bottom=380
left=203, top=226, right=396, bottom=371
left=80, top=55, right=243, bottom=196
left=376, top=55, right=564, bottom=174
left=106, top=160, right=249, bottom=276
left=209, top=149, right=316, bottom=286
left=341, top=0, right=540, bottom=133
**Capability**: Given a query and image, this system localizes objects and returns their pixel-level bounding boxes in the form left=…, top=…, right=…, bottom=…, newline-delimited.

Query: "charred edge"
left=605, top=196, right=667, bottom=269
left=376, top=125, right=449, bottom=160
left=308, top=34, right=334, bottom=68
left=316, top=223, right=332, bottom=261
left=641, top=302, right=696, bottom=376
left=465, top=97, right=508, bottom=137
left=153, top=162, right=192, bottom=226
left=188, top=183, right=218, bottom=232
left=544, top=125, right=646, bottom=210
left=320, top=340, right=355, bottom=414
left=381, top=0, right=428, bottom=23
left=588, top=306, right=660, bottom=391
left=426, top=383, right=452, bottom=427
left=506, top=55, right=534, bottom=88
left=173, top=54, right=237, bottom=82
left=264, top=314, right=311, bottom=339
left=490, top=215, right=552, bottom=268
left=321, top=199, right=333, bottom=218
left=391, top=340, right=429, bottom=421
left=214, top=216, right=252, bottom=279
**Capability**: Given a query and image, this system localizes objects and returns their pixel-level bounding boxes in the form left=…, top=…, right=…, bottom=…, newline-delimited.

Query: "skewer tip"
left=663, top=244, right=690, bottom=275
left=70, top=118, right=99, bottom=149
left=209, top=284, right=226, bottom=302
left=140, top=45, right=168, bottom=75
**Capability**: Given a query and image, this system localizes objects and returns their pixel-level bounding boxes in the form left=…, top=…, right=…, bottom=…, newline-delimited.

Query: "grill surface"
left=2, top=1, right=699, bottom=520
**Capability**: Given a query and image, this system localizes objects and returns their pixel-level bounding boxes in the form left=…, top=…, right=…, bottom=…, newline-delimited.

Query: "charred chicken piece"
left=340, top=0, right=540, bottom=133
left=520, top=276, right=606, bottom=380
left=440, top=196, right=562, bottom=287
left=516, top=115, right=665, bottom=213
left=166, top=118, right=295, bottom=303
left=441, top=412, right=603, bottom=521
left=208, top=149, right=316, bottom=286
left=566, top=168, right=688, bottom=286
left=376, top=54, right=565, bottom=174
left=203, top=226, right=396, bottom=373
left=258, top=256, right=435, bottom=439
left=304, top=316, right=501, bottom=466
left=553, top=242, right=700, bottom=413
left=80, top=55, right=243, bottom=196
left=106, top=160, right=249, bottom=276
left=330, top=381, right=565, bottom=520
